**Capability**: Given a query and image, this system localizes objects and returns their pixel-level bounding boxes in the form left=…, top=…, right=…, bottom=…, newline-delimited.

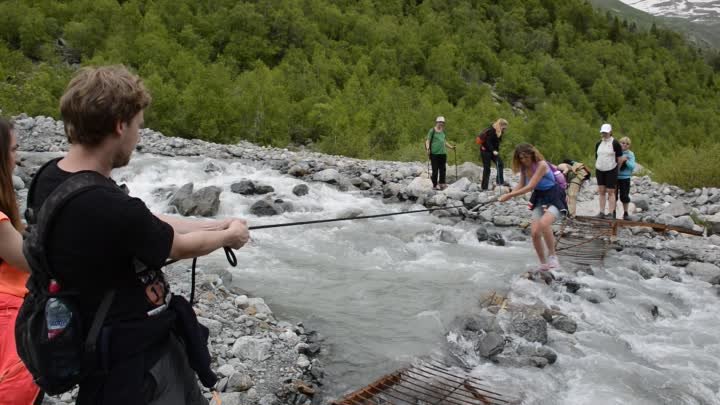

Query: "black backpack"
left=16, top=161, right=117, bottom=395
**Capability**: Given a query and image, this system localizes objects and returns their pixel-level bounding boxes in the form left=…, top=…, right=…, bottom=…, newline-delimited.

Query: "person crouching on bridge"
left=558, top=159, right=590, bottom=218
left=499, top=144, right=567, bottom=271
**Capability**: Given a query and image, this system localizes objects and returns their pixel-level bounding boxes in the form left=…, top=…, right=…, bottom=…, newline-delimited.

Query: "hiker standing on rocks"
left=20, top=65, right=249, bottom=405
left=615, top=136, right=636, bottom=220
left=499, top=144, right=566, bottom=271
left=479, top=118, right=509, bottom=190
left=425, top=116, right=456, bottom=190
left=0, top=118, right=41, bottom=405
left=594, top=123, right=622, bottom=219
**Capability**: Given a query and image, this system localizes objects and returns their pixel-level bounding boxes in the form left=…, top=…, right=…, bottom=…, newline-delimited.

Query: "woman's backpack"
left=546, top=161, right=568, bottom=190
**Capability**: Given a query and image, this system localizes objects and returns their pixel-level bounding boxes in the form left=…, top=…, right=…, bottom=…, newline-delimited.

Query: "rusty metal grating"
left=333, top=360, right=521, bottom=405
left=555, top=216, right=613, bottom=266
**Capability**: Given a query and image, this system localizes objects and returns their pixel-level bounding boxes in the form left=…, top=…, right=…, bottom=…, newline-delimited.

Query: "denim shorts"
left=531, top=204, right=561, bottom=220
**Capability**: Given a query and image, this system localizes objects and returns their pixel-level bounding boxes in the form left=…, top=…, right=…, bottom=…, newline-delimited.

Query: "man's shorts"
left=596, top=167, right=618, bottom=188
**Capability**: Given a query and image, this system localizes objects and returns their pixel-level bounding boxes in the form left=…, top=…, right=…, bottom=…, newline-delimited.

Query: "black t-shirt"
left=29, top=160, right=174, bottom=324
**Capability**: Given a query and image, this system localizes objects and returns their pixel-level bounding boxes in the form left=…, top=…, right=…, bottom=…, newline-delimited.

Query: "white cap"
left=435, top=116, right=446, bottom=123
left=600, top=123, right=612, bottom=133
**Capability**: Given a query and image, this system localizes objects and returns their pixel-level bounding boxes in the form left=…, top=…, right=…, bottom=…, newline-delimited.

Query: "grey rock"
left=217, top=364, right=236, bottom=377
left=517, top=345, right=558, bottom=364
left=383, top=183, right=403, bottom=198
left=551, top=316, right=577, bottom=334
left=510, top=315, right=547, bottom=344
left=476, top=227, right=489, bottom=242
left=227, top=372, right=254, bottom=392
left=247, top=297, right=273, bottom=315
left=250, top=199, right=283, bottom=216
left=709, top=275, right=720, bottom=285
left=493, top=216, right=520, bottom=227
left=670, top=215, right=695, bottom=229
left=203, top=161, right=222, bottom=173
left=685, top=262, right=720, bottom=283
left=633, top=196, right=650, bottom=211
left=12, top=175, right=24, bottom=190
left=168, top=183, right=194, bottom=214
left=219, top=392, right=243, bottom=405
left=254, top=184, right=274, bottom=194
left=230, top=180, right=255, bottom=195
left=705, top=212, right=720, bottom=236
left=312, top=168, right=341, bottom=184
left=665, top=201, right=690, bottom=217
left=476, top=332, right=505, bottom=358
left=292, top=184, right=309, bottom=196
left=288, top=163, right=309, bottom=177
left=169, top=183, right=222, bottom=217
left=439, top=230, right=457, bottom=244
left=577, top=288, right=605, bottom=303
left=192, top=186, right=222, bottom=216
left=197, top=316, right=222, bottom=337
left=231, top=336, right=272, bottom=361
left=488, top=232, right=506, bottom=246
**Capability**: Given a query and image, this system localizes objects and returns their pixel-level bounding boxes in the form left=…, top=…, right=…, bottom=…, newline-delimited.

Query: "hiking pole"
left=453, top=148, right=458, bottom=180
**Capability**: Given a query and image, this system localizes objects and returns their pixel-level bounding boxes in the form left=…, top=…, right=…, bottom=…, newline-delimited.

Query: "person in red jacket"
left=0, top=117, right=41, bottom=405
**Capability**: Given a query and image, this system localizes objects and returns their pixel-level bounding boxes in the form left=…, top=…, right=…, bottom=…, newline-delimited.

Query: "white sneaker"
left=547, top=255, right=560, bottom=269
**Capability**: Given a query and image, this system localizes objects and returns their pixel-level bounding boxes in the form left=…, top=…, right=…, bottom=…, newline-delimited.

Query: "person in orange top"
left=0, top=117, right=41, bottom=405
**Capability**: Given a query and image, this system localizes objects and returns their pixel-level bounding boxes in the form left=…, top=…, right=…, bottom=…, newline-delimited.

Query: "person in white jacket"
left=594, top=123, right=622, bottom=219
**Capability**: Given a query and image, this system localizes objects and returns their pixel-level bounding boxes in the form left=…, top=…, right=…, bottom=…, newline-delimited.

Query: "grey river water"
left=116, top=155, right=720, bottom=405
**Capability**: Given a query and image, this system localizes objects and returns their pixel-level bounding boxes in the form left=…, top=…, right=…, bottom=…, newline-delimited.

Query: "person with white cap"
left=425, top=116, right=456, bottom=190
left=594, top=123, right=622, bottom=218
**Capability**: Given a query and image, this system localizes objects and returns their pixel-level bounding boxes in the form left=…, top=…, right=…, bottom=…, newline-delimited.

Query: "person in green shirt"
left=424, top=116, right=456, bottom=190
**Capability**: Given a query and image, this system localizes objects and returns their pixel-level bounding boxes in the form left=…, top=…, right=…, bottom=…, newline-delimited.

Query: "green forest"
left=1, top=0, right=719, bottom=188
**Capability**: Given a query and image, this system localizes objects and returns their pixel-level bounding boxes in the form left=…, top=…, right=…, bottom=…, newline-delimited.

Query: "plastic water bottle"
left=46, top=280, right=72, bottom=340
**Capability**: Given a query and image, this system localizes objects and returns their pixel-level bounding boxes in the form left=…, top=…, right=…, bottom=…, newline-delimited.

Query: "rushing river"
left=115, top=154, right=720, bottom=405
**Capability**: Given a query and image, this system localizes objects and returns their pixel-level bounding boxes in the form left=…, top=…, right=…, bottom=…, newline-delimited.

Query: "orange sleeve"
left=0, top=211, right=29, bottom=297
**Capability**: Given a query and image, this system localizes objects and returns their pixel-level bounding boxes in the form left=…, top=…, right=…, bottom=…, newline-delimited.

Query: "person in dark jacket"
left=480, top=118, right=508, bottom=190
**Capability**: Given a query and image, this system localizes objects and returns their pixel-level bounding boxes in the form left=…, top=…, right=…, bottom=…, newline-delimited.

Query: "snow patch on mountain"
left=620, top=0, right=720, bottom=22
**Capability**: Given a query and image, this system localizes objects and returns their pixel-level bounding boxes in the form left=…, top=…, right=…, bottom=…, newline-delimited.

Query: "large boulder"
left=312, top=169, right=341, bottom=184
left=404, top=177, right=433, bottom=198
left=230, top=180, right=255, bottom=195
left=169, top=183, right=222, bottom=217
left=685, top=262, right=720, bottom=283
left=510, top=314, right=547, bottom=344
left=249, top=199, right=285, bottom=216
left=455, top=162, right=483, bottom=182
left=231, top=336, right=272, bottom=361
left=632, top=195, right=650, bottom=211
left=705, top=212, right=720, bottom=236
left=292, top=184, right=309, bottom=196
left=665, top=201, right=690, bottom=217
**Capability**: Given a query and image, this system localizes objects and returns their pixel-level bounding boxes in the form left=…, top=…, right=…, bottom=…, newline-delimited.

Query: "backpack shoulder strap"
left=25, top=157, right=63, bottom=225
left=23, top=171, right=119, bottom=286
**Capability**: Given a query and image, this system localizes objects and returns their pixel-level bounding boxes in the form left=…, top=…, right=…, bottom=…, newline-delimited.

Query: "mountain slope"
left=590, top=0, right=720, bottom=48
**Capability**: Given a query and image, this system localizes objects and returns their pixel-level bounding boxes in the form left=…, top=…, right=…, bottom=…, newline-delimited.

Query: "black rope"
left=248, top=205, right=465, bottom=230
left=166, top=202, right=486, bottom=304
left=189, top=247, right=237, bottom=305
